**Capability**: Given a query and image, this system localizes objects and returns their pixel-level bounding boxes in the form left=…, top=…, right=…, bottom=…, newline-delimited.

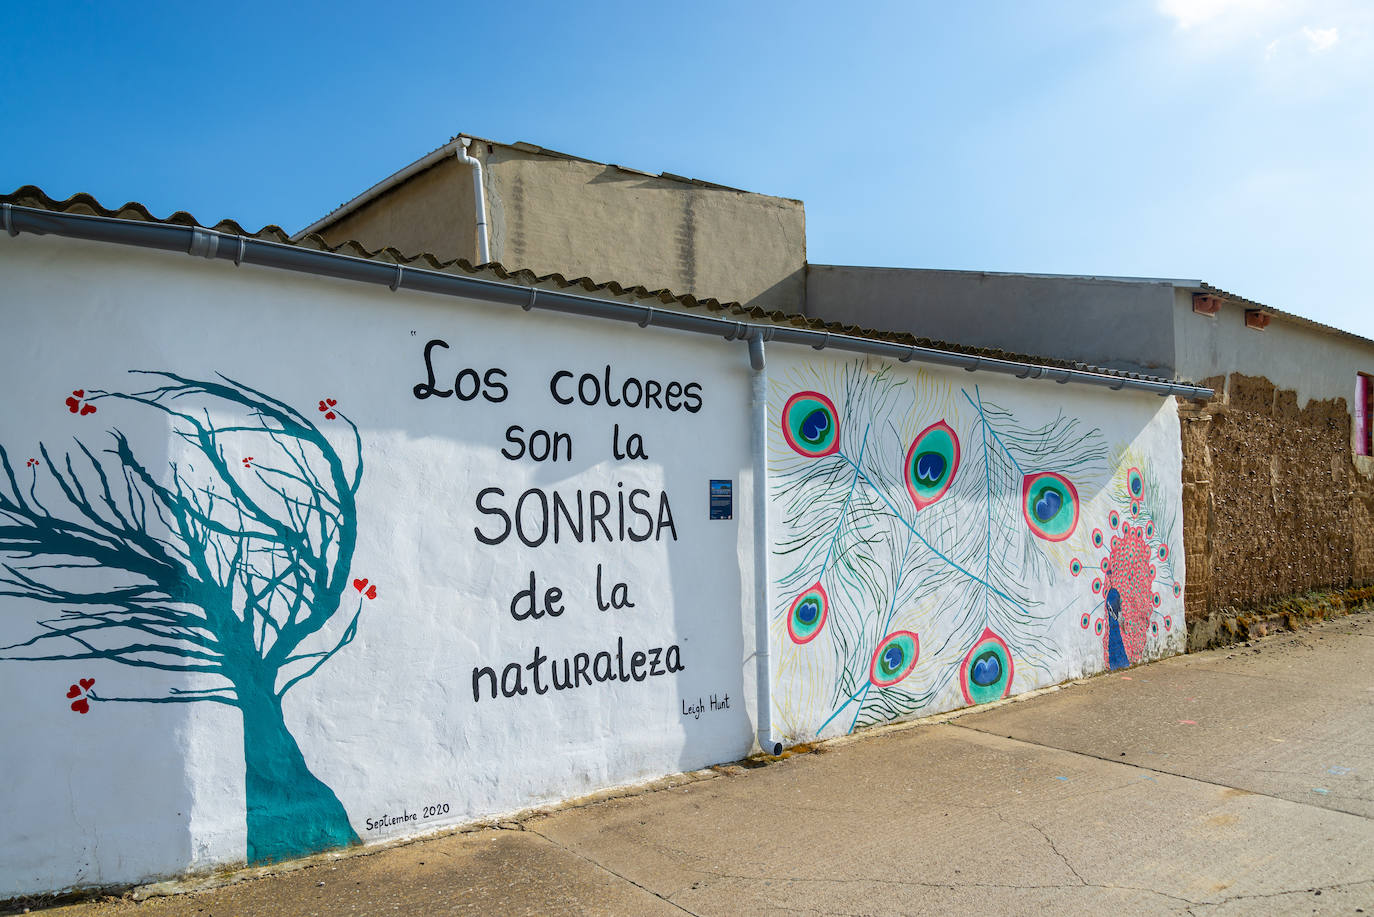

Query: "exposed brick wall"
left=1179, top=373, right=1374, bottom=625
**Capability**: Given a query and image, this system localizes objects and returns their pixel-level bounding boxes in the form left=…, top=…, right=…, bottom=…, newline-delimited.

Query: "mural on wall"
left=1068, top=461, right=1180, bottom=669
left=2, top=239, right=766, bottom=898
left=770, top=359, right=1181, bottom=738
left=0, top=372, right=366, bottom=864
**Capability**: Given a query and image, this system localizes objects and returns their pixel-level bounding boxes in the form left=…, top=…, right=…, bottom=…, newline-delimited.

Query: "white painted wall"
left=0, top=236, right=757, bottom=896
left=0, top=233, right=1191, bottom=897
left=765, top=350, right=1186, bottom=740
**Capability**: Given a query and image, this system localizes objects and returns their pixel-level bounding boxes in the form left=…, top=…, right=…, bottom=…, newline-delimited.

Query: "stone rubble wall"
left=1179, top=373, right=1374, bottom=643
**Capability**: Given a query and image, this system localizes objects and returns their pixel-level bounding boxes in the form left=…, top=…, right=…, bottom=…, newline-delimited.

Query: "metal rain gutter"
left=0, top=203, right=1215, bottom=401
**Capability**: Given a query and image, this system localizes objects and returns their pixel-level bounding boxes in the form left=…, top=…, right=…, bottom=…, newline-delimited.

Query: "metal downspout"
left=749, top=331, right=781, bottom=756
left=458, top=138, right=490, bottom=264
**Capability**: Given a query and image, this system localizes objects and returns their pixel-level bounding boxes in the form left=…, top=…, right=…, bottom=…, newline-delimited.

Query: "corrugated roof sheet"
left=5, top=184, right=1196, bottom=388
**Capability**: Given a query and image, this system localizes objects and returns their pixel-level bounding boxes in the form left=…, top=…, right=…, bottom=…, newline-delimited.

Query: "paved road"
left=36, top=611, right=1374, bottom=916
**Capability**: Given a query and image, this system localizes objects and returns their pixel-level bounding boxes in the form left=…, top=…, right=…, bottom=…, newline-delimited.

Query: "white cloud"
left=1157, top=0, right=1277, bottom=29
left=1302, top=25, right=1340, bottom=50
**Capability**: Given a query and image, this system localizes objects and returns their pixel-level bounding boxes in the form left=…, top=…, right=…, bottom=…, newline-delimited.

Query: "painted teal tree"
left=0, top=373, right=366, bottom=863
left=772, top=362, right=1108, bottom=737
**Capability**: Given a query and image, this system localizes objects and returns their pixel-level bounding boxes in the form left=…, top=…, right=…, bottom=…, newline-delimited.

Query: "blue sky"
left=3, top=0, right=1370, bottom=337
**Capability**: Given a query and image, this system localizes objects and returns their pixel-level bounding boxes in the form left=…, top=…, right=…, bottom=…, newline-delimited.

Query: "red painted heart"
left=66, top=397, right=80, bottom=413
left=72, top=389, right=84, bottom=398
left=365, top=585, right=377, bottom=600
left=353, top=578, right=368, bottom=592
left=71, top=698, right=90, bottom=714
left=324, top=411, right=336, bottom=420
left=80, top=678, right=95, bottom=691
left=318, top=400, right=327, bottom=411
left=66, top=684, right=81, bottom=699
left=80, top=404, right=97, bottom=416
left=326, top=398, right=338, bottom=407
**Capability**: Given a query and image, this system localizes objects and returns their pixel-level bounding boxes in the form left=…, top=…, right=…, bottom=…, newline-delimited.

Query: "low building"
left=2, top=185, right=1200, bottom=896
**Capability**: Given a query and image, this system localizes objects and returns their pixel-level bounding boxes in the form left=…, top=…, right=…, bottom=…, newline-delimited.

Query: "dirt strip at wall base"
left=1185, top=583, right=1374, bottom=651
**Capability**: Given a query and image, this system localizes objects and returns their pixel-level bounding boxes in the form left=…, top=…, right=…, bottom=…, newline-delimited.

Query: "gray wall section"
left=1173, top=287, right=1374, bottom=413
left=805, top=265, right=1178, bottom=377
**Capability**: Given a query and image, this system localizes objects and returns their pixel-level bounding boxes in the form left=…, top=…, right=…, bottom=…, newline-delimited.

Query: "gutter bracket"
left=523, top=288, right=538, bottom=311
left=233, top=236, right=246, bottom=266
left=390, top=264, right=404, bottom=292
left=900, top=345, right=917, bottom=363
left=639, top=305, right=656, bottom=328
left=812, top=332, right=831, bottom=351
left=1, top=203, right=15, bottom=237
left=188, top=228, right=219, bottom=260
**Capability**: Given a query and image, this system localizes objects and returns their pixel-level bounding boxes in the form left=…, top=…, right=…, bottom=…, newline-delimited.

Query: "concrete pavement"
left=32, top=610, right=1374, bottom=916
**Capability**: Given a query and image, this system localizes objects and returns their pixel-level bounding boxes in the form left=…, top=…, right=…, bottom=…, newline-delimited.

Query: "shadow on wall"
left=0, top=374, right=363, bottom=867
left=498, top=159, right=805, bottom=314
left=0, top=379, right=206, bottom=889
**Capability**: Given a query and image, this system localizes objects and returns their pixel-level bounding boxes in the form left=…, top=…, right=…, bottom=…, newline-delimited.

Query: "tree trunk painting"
left=240, top=686, right=359, bottom=863
left=0, top=373, right=368, bottom=864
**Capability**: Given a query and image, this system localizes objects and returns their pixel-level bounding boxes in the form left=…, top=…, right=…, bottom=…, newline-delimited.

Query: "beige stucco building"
left=297, top=135, right=807, bottom=313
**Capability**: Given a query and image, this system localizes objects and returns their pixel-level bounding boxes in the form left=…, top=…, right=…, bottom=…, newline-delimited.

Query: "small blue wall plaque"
left=709, top=480, right=733, bottom=520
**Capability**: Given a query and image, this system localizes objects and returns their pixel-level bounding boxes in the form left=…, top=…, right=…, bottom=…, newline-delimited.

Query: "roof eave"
left=1186, top=282, right=1374, bottom=350
left=0, top=201, right=1214, bottom=401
